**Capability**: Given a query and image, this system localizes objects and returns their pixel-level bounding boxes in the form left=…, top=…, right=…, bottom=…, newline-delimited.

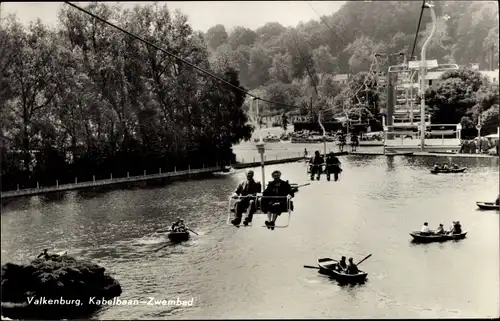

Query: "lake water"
left=1, top=155, right=499, bottom=319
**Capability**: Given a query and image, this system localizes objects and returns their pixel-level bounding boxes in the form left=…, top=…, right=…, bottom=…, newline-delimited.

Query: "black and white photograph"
left=1, top=1, right=499, bottom=319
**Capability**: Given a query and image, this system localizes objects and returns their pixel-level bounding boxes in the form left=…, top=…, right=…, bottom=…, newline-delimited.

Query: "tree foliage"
left=1, top=3, right=251, bottom=191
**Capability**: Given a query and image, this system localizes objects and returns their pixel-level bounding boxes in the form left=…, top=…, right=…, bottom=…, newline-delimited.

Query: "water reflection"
left=1, top=156, right=499, bottom=318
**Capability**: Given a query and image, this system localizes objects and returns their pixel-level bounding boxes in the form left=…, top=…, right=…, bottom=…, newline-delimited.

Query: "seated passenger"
left=452, top=163, right=459, bottom=169
left=442, top=163, right=449, bottom=170
left=433, top=163, right=440, bottom=170
left=309, top=150, right=324, bottom=180
left=449, top=221, right=462, bottom=234
left=171, top=217, right=182, bottom=231
left=231, top=170, right=262, bottom=226
left=420, top=222, right=431, bottom=235
left=335, top=256, right=347, bottom=272
left=345, top=257, right=359, bottom=275
left=325, top=152, right=342, bottom=181
left=434, top=224, right=445, bottom=234
left=261, top=170, right=294, bottom=230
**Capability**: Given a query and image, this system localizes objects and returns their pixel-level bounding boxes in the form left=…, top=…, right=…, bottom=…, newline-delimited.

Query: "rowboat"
left=167, top=231, right=190, bottom=242
left=409, top=231, right=467, bottom=242
left=430, top=167, right=466, bottom=174
left=385, top=152, right=414, bottom=156
left=476, top=202, right=500, bottom=210
left=317, top=258, right=368, bottom=283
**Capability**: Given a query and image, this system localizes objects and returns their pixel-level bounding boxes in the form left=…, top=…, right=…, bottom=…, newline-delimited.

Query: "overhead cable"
left=64, top=1, right=299, bottom=109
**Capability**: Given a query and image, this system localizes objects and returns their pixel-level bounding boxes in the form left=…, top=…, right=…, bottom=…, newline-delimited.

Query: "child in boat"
left=434, top=224, right=445, bottom=234
left=345, top=257, right=359, bottom=274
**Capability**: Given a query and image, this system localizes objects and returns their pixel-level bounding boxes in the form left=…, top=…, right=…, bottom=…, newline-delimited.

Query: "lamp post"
left=420, top=1, right=437, bottom=151
left=251, top=98, right=266, bottom=192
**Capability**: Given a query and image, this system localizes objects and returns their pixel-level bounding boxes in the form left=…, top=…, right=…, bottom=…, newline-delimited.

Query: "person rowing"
left=309, top=150, right=324, bottom=180
left=345, top=257, right=360, bottom=275
left=171, top=217, right=182, bottom=231
left=261, top=170, right=294, bottom=230
left=448, top=221, right=462, bottom=234
left=231, top=170, right=262, bottom=226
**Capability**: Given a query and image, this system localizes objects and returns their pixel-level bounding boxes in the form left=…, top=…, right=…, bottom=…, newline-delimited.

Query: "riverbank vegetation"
left=0, top=3, right=252, bottom=191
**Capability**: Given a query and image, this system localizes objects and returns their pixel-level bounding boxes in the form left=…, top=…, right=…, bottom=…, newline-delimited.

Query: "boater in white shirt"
left=420, top=222, right=431, bottom=235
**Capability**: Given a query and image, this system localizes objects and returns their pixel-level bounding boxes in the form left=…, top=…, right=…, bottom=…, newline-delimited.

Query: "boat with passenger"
left=317, top=257, right=368, bottom=283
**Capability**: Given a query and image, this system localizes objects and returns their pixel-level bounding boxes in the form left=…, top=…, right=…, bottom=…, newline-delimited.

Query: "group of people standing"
left=459, top=138, right=498, bottom=155
left=230, top=169, right=293, bottom=230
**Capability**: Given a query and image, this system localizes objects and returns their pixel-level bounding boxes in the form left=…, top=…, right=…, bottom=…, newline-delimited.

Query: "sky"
left=0, top=1, right=346, bottom=32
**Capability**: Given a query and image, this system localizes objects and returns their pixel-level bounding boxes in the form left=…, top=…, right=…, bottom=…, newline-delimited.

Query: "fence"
left=1, top=152, right=317, bottom=199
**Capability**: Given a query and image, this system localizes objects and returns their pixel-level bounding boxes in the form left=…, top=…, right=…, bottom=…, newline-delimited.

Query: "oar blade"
left=303, top=265, right=320, bottom=269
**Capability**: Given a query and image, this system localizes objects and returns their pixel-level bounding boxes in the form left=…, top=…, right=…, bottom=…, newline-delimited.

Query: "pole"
left=420, top=2, right=437, bottom=151
left=386, top=55, right=396, bottom=140
left=254, top=98, right=266, bottom=192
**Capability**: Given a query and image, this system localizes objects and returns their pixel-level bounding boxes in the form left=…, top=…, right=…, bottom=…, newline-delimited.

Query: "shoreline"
left=1, top=150, right=497, bottom=200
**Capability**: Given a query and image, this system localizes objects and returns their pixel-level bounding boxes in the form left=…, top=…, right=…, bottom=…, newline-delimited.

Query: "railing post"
left=174, top=166, right=177, bottom=173
left=110, top=173, right=113, bottom=180
left=17, top=184, right=19, bottom=191
left=75, top=177, right=77, bottom=184
left=37, top=182, right=39, bottom=188
left=127, top=172, right=129, bottom=178
left=93, top=175, right=95, bottom=183
left=202, top=164, right=205, bottom=169
left=56, top=180, right=59, bottom=187
left=253, top=157, right=255, bottom=162
left=159, top=168, right=162, bottom=174
left=188, top=165, right=191, bottom=173
left=276, top=155, right=278, bottom=160
left=144, top=170, right=146, bottom=177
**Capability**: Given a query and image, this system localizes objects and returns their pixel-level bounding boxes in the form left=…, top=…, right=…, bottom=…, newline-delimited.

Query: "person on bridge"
left=261, top=170, right=294, bottom=230
left=309, top=150, right=324, bottom=180
left=231, top=170, right=262, bottom=226
left=350, top=133, right=359, bottom=152
left=325, top=152, right=342, bottom=181
left=420, top=222, right=431, bottom=235
left=346, top=257, right=359, bottom=274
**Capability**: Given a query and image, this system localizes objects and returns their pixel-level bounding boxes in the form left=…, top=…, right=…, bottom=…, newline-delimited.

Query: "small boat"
left=167, top=231, right=190, bottom=242
left=430, top=167, right=466, bottom=174
left=409, top=231, right=467, bottom=242
left=385, top=152, right=414, bottom=156
left=476, top=202, right=500, bottom=210
left=317, top=258, right=368, bottom=283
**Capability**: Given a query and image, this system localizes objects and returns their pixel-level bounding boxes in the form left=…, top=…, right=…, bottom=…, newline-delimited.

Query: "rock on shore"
left=1, top=255, right=121, bottom=319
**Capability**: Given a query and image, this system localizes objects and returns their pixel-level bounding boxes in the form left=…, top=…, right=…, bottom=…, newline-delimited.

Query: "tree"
left=425, top=69, right=490, bottom=125
left=228, top=26, right=257, bottom=50
left=312, top=45, right=337, bottom=76
left=205, top=24, right=228, bottom=51
left=247, top=46, right=272, bottom=89
left=269, top=53, right=293, bottom=84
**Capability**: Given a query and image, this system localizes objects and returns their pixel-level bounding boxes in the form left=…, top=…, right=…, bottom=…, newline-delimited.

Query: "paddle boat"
left=316, top=258, right=368, bottom=283
left=476, top=202, right=500, bottom=210
left=409, top=231, right=467, bottom=243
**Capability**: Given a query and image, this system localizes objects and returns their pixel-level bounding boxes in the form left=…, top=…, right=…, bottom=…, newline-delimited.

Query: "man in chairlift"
left=261, top=170, right=294, bottom=230
left=309, top=150, right=324, bottom=180
left=231, top=170, right=262, bottom=226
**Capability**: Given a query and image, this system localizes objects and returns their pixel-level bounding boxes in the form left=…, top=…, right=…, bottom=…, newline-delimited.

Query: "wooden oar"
left=303, top=265, right=320, bottom=269
left=187, top=228, right=198, bottom=235
left=356, top=254, right=372, bottom=266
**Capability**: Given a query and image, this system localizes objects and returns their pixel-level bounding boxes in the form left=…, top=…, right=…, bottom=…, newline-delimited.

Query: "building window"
left=428, top=80, right=433, bottom=86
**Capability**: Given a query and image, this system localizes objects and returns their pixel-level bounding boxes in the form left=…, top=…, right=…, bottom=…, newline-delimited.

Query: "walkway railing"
left=1, top=152, right=309, bottom=199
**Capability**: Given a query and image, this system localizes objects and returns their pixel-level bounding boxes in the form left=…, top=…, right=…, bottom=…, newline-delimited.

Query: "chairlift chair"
left=227, top=195, right=292, bottom=228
